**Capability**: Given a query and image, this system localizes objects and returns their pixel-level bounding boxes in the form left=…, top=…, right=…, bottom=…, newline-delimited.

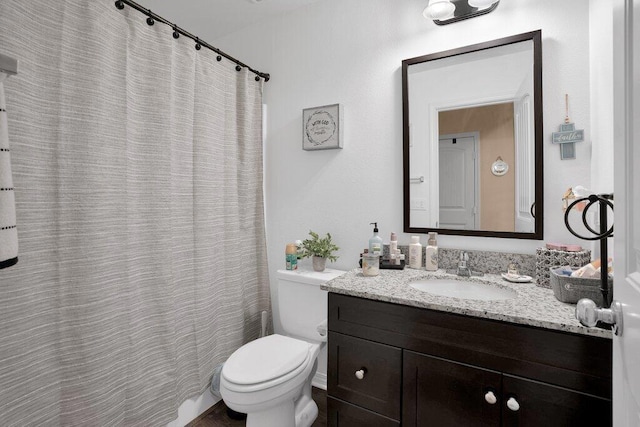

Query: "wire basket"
left=549, top=266, right=612, bottom=306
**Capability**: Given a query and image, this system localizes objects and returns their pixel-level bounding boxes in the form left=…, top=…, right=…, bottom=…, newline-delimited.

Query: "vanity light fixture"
left=423, top=0, right=456, bottom=20
left=468, top=0, right=499, bottom=10
left=423, top=0, right=500, bottom=25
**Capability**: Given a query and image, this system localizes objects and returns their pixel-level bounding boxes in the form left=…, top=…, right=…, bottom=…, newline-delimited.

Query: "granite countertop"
left=322, top=268, right=612, bottom=339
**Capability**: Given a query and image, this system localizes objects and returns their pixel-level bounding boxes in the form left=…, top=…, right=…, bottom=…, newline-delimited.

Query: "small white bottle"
left=389, top=232, right=399, bottom=265
left=425, top=232, right=438, bottom=271
left=409, top=236, right=422, bottom=269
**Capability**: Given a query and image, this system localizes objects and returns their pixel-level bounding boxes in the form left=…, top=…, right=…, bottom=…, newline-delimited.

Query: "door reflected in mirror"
left=402, top=31, right=543, bottom=239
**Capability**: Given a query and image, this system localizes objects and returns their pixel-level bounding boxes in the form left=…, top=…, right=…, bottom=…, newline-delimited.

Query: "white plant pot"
left=312, top=256, right=327, bottom=272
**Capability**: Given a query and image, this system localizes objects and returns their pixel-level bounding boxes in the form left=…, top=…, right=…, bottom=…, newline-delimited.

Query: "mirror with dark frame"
left=402, top=30, right=543, bottom=239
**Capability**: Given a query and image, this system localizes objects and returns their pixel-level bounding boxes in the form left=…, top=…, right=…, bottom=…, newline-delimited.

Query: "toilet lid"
left=223, top=334, right=312, bottom=385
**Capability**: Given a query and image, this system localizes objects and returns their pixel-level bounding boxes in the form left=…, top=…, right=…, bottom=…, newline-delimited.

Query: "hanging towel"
left=0, top=72, right=18, bottom=269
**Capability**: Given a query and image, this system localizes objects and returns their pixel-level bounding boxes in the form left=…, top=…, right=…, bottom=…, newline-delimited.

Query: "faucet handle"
left=459, top=251, right=468, bottom=267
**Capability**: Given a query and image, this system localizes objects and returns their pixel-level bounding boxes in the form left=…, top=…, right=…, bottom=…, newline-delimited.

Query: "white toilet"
left=220, top=268, right=345, bottom=427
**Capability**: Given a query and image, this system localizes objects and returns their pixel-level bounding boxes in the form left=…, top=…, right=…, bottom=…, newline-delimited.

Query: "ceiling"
left=134, top=0, right=322, bottom=41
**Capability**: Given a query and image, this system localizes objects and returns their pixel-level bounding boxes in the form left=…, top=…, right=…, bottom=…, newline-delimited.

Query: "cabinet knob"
left=484, top=391, right=497, bottom=404
left=506, top=397, right=520, bottom=411
left=355, top=369, right=366, bottom=380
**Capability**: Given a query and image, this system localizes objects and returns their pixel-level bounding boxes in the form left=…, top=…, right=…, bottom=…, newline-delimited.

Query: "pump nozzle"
left=370, top=222, right=378, bottom=232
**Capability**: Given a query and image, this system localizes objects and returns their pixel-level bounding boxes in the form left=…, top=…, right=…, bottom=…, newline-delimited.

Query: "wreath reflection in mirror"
left=491, top=156, right=509, bottom=176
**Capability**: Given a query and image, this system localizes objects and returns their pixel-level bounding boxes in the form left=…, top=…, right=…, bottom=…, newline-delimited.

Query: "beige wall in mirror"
left=439, top=103, right=515, bottom=231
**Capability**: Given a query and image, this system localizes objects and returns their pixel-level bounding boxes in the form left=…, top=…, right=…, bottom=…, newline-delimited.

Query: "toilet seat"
left=222, top=334, right=315, bottom=393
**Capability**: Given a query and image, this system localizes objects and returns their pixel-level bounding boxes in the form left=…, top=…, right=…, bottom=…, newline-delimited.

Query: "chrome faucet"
left=457, top=251, right=471, bottom=277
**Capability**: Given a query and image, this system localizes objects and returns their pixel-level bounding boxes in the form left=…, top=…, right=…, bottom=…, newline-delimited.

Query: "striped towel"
left=0, top=76, right=18, bottom=269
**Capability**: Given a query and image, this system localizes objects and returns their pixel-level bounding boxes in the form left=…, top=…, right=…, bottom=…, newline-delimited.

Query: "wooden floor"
left=188, top=387, right=327, bottom=427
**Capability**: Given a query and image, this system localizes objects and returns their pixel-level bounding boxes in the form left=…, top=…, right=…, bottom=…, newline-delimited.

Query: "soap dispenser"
left=425, top=232, right=438, bottom=271
left=369, top=222, right=383, bottom=256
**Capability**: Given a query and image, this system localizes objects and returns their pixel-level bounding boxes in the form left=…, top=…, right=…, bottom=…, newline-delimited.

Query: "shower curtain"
left=0, top=1, right=271, bottom=425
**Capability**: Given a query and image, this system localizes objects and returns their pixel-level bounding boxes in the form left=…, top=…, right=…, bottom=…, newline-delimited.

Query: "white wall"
left=588, top=0, right=614, bottom=260
left=589, top=0, right=614, bottom=194
left=216, top=0, right=595, bottom=332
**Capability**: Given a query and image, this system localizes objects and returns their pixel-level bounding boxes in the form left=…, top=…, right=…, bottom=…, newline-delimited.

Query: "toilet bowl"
left=220, top=334, right=320, bottom=427
left=219, top=268, right=345, bottom=427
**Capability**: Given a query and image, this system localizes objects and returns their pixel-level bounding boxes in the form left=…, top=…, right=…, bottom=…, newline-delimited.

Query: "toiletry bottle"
left=409, top=236, right=422, bottom=269
left=425, top=232, right=438, bottom=271
left=369, top=222, right=383, bottom=256
left=285, top=243, right=298, bottom=270
left=390, top=232, right=398, bottom=264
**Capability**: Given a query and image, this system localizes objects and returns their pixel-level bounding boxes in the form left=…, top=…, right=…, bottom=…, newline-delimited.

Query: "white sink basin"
left=409, top=279, right=517, bottom=301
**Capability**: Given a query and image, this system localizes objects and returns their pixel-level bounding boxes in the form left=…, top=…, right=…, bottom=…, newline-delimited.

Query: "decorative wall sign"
left=552, top=124, right=584, bottom=144
left=551, top=95, right=584, bottom=160
left=302, top=104, right=342, bottom=150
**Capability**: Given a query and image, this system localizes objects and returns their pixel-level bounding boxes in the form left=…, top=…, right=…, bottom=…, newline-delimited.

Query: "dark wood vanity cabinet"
left=327, top=293, right=612, bottom=427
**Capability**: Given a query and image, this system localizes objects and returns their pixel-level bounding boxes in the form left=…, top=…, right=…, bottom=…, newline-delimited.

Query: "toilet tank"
left=276, top=269, right=346, bottom=342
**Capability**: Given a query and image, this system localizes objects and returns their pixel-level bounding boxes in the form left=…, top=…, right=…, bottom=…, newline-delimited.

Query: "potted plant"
left=299, top=230, right=339, bottom=272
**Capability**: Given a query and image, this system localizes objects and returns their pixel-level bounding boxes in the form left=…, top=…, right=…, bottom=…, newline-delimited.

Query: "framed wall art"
left=302, top=103, right=343, bottom=150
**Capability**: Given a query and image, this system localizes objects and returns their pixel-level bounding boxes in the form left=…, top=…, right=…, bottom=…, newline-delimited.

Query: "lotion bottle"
left=389, top=232, right=398, bottom=264
left=369, top=222, right=383, bottom=256
left=409, top=236, right=422, bottom=269
left=425, top=232, right=438, bottom=271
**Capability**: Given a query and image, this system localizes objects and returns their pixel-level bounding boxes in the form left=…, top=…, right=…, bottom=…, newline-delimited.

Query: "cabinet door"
left=403, top=350, right=502, bottom=427
left=328, top=332, right=402, bottom=420
left=501, top=374, right=612, bottom=427
left=327, top=397, right=400, bottom=427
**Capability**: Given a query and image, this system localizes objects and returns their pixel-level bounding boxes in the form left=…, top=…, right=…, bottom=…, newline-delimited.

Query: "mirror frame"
left=402, top=30, right=543, bottom=240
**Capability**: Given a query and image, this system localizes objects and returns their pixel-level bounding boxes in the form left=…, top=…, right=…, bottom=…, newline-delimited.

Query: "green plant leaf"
left=300, top=230, right=339, bottom=262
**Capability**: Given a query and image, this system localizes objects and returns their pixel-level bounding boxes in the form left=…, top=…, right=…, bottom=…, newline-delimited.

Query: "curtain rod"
left=114, top=0, right=270, bottom=82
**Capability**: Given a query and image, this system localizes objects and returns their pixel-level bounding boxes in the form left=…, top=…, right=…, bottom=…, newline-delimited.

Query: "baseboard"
left=167, top=388, right=219, bottom=427
left=312, top=372, right=327, bottom=390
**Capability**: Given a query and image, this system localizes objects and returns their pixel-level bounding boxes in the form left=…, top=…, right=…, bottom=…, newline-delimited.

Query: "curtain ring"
left=172, top=26, right=180, bottom=39
left=114, top=1, right=124, bottom=10
left=195, top=38, right=201, bottom=50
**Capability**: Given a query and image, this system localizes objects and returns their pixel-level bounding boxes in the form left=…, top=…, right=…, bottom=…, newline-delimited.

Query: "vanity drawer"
left=328, top=332, right=402, bottom=420
left=328, top=397, right=400, bottom=427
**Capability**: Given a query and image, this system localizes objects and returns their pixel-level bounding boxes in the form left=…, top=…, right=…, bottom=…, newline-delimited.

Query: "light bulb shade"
left=423, top=0, right=456, bottom=20
left=468, top=0, right=499, bottom=10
